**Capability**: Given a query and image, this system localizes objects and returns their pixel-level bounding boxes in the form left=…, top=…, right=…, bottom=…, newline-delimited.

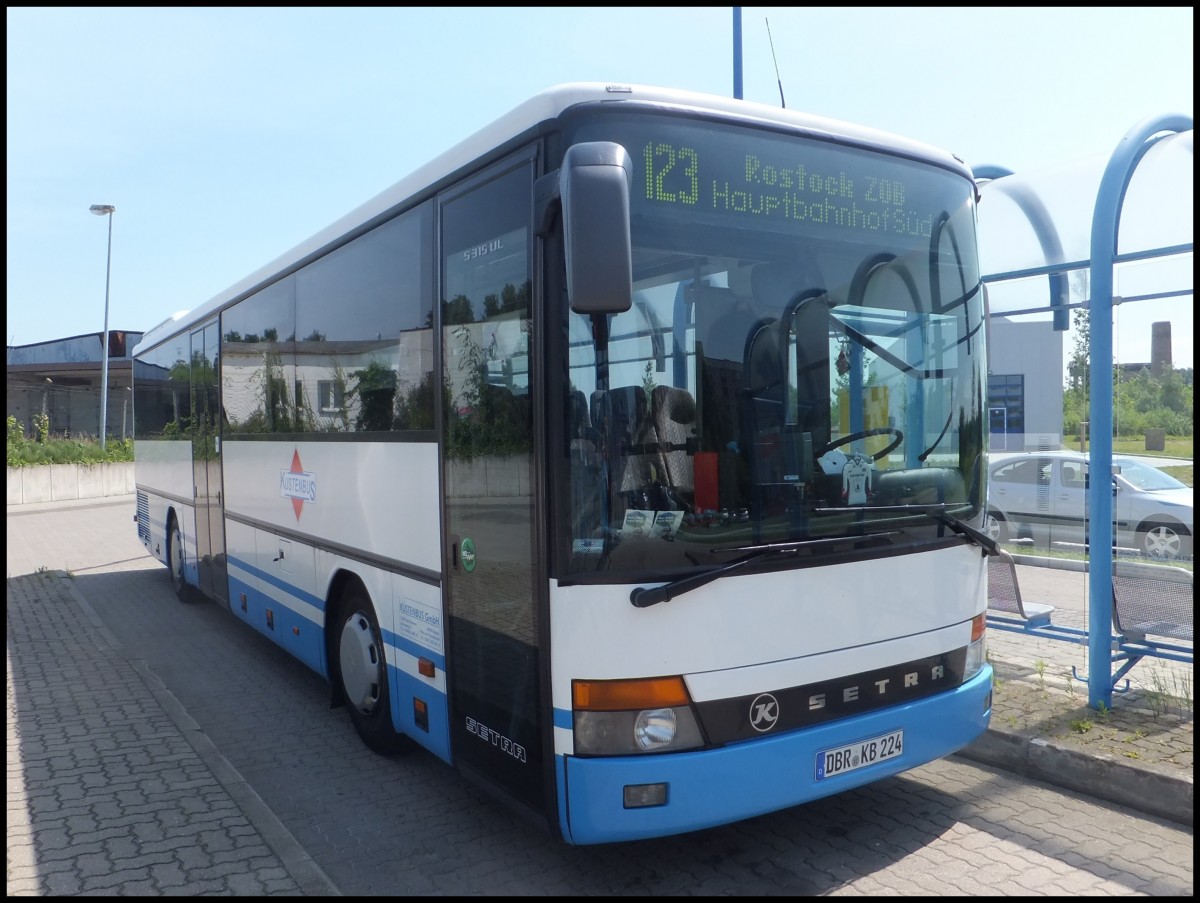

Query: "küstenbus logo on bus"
left=280, top=449, right=316, bottom=520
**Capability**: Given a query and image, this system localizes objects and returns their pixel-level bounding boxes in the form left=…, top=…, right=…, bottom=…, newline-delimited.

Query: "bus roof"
left=134, top=82, right=970, bottom=356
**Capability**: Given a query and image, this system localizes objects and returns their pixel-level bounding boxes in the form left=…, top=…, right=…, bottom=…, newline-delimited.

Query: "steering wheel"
left=816, top=427, right=904, bottom=462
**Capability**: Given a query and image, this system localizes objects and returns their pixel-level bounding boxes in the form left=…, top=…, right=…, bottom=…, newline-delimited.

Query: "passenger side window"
left=1061, top=463, right=1083, bottom=488
left=994, top=460, right=1036, bottom=484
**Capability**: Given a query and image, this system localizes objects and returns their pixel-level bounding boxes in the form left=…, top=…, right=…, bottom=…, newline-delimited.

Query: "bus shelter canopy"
left=977, top=129, right=1193, bottom=318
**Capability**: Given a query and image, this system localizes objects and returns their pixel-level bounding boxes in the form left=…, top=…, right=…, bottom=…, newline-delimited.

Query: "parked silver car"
left=985, top=450, right=1193, bottom=561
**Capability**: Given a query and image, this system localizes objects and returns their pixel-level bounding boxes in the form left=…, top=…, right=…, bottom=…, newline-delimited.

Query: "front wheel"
left=1139, top=523, right=1190, bottom=561
left=336, top=586, right=411, bottom=755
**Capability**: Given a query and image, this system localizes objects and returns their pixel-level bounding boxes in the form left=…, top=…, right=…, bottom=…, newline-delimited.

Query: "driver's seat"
left=778, top=293, right=833, bottom=451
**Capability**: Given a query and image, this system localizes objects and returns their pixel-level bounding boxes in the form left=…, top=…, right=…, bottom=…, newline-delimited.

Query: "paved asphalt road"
left=7, top=496, right=1194, bottom=896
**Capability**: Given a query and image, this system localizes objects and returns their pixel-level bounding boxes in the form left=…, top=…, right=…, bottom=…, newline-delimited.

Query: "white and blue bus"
left=132, top=83, right=994, bottom=845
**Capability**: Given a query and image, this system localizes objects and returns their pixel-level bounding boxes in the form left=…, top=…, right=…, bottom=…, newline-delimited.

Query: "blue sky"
left=6, top=6, right=1194, bottom=369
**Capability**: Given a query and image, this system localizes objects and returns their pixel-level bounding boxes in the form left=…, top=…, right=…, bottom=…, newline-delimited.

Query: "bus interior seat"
left=743, top=317, right=783, bottom=395
left=567, top=388, right=597, bottom=466
left=688, top=287, right=750, bottom=508
left=591, top=385, right=651, bottom=497
left=740, top=317, right=785, bottom=493
left=752, top=259, right=829, bottom=414
left=566, top=388, right=604, bottom=541
left=779, top=294, right=833, bottom=444
left=650, top=384, right=697, bottom=507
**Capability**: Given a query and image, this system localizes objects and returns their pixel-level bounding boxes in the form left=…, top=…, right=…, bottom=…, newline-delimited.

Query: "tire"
left=984, top=510, right=1008, bottom=543
left=336, top=585, right=411, bottom=755
left=166, top=512, right=191, bottom=602
left=1139, top=522, right=1190, bottom=561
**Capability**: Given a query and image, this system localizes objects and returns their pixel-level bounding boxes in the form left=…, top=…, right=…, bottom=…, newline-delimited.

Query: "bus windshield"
left=558, top=112, right=985, bottom=578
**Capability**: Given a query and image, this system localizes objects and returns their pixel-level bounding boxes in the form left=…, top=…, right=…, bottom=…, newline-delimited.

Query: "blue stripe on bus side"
left=227, top=553, right=327, bottom=613
left=391, top=669, right=452, bottom=764
left=225, top=570, right=325, bottom=674
left=225, top=552, right=452, bottom=763
left=385, top=630, right=446, bottom=674
left=227, top=553, right=447, bottom=670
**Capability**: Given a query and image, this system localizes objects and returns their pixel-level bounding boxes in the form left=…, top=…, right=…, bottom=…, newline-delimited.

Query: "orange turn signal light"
left=971, top=613, right=986, bottom=643
left=572, top=676, right=690, bottom=711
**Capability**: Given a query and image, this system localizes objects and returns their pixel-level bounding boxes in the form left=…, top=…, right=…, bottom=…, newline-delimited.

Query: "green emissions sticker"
left=461, top=537, right=477, bottom=573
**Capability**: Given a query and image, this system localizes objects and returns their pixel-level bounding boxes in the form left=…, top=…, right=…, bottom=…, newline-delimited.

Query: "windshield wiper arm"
left=629, top=547, right=797, bottom=608
left=926, top=507, right=999, bottom=557
left=628, top=533, right=899, bottom=608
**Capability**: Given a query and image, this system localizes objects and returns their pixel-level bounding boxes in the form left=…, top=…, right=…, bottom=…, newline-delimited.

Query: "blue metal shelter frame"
left=978, top=113, right=1193, bottom=710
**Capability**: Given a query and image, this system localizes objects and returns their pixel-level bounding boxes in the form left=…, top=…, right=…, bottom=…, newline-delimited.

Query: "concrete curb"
left=958, top=727, right=1194, bottom=828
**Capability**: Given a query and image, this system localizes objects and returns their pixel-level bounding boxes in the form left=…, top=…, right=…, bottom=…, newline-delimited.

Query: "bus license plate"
left=816, top=730, right=904, bottom=780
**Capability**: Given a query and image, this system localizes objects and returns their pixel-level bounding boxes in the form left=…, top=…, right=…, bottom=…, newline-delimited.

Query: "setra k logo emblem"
left=749, top=693, right=780, bottom=732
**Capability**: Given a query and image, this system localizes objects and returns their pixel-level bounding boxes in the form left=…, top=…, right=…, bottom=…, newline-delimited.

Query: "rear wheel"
left=336, top=585, right=411, bottom=755
left=166, top=512, right=191, bottom=602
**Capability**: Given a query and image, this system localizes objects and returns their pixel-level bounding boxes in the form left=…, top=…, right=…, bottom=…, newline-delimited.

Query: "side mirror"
left=560, top=142, right=633, bottom=315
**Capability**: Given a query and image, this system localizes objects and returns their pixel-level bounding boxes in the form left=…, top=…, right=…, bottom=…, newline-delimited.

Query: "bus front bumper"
left=558, top=665, right=992, bottom=845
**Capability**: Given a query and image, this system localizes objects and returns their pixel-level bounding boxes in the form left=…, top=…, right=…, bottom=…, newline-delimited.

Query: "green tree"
left=1062, top=305, right=1094, bottom=438
left=443, top=294, right=475, bottom=325
left=1065, top=361, right=1193, bottom=438
left=445, top=324, right=529, bottom=460
left=347, top=360, right=398, bottom=431
left=1065, top=307, right=1091, bottom=395
left=395, top=371, right=435, bottom=431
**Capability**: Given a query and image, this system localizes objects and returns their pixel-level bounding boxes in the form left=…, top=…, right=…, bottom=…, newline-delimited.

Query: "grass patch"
left=1159, top=464, right=1193, bottom=485
left=7, top=436, right=134, bottom=466
left=998, top=539, right=1194, bottom=573
left=7, top=415, right=133, bottom=466
left=1077, top=436, right=1193, bottom=460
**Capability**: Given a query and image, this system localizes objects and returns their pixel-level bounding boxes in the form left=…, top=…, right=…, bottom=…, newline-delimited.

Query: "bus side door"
left=438, top=152, right=546, bottom=817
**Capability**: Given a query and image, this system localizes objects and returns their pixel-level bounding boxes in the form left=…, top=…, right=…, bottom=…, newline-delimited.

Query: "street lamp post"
left=90, top=204, right=116, bottom=450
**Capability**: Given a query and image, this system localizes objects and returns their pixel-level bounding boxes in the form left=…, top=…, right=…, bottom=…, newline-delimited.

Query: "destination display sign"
left=641, top=139, right=936, bottom=239
left=573, top=116, right=973, bottom=245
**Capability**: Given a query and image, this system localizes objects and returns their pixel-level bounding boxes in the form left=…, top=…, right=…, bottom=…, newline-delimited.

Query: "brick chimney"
left=1150, top=321, right=1172, bottom=377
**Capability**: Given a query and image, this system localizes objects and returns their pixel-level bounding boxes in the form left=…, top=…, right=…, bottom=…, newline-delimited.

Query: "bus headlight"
left=572, top=677, right=705, bottom=755
left=634, top=707, right=677, bottom=749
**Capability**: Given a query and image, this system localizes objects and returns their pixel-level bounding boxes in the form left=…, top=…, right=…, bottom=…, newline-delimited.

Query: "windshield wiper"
left=925, top=506, right=999, bottom=557
left=628, top=533, right=898, bottom=608
left=801, top=503, right=997, bottom=558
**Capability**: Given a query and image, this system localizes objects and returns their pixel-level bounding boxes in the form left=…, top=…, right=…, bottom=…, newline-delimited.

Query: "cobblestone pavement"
left=6, top=496, right=1193, bottom=895
left=6, top=562, right=336, bottom=896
